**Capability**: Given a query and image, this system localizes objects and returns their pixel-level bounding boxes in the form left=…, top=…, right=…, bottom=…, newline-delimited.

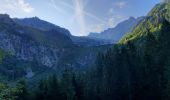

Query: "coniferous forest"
left=1, top=1, right=170, bottom=100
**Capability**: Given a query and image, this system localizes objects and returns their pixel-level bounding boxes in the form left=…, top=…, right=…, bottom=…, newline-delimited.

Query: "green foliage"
left=0, top=80, right=29, bottom=100
left=15, top=80, right=29, bottom=100
left=0, top=49, right=6, bottom=63
left=85, top=2, right=170, bottom=100
left=0, top=54, right=51, bottom=81
left=30, top=71, right=86, bottom=100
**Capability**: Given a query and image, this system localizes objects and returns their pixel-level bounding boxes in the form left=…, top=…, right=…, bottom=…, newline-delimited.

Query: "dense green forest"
left=1, top=2, right=170, bottom=100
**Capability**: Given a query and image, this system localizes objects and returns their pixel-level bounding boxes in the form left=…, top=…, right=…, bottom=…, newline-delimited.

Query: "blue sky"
left=0, top=0, right=161, bottom=36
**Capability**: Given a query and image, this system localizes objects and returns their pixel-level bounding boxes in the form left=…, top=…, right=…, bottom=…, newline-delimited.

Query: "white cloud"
left=0, top=0, right=34, bottom=13
left=108, top=14, right=127, bottom=27
left=72, top=0, right=106, bottom=35
left=109, top=8, right=114, bottom=14
left=49, top=0, right=69, bottom=15
left=87, top=24, right=105, bottom=33
left=49, top=0, right=106, bottom=36
left=17, top=0, right=34, bottom=13
left=113, top=1, right=127, bottom=9
left=49, top=0, right=86, bottom=35
left=49, top=0, right=127, bottom=36
left=90, top=14, right=126, bottom=33
left=108, top=18, right=115, bottom=27
left=73, top=0, right=86, bottom=36
left=107, top=3, right=128, bottom=28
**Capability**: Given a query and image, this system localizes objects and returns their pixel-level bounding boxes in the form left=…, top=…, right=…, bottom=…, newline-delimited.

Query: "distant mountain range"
left=0, top=14, right=111, bottom=81
left=13, top=15, right=145, bottom=46
left=14, top=17, right=108, bottom=47
left=0, top=13, right=144, bottom=81
left=88, top=17, right=145, bottom=43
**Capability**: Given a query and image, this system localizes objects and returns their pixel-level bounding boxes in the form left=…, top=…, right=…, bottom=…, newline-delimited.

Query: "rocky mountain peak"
left=129, top=16, right=136, bottom=20
left=0, top=14, right=14, bottom=24
left=0, top=14, right=10, bottom=18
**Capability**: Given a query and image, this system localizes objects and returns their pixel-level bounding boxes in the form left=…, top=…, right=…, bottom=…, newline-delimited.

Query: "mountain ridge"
left=88, top=16, right=144, bottom=42
left=89, top=2, right=170, bottom=100
left=120, top=2, right=170, bottom=44
left=13, top=17, right=71, bottom=36
left=0, top=14, right=111, bottom=80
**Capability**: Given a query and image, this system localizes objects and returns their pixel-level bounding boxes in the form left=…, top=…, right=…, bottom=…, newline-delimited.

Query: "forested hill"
left=92, top=2, right=170, bottom=100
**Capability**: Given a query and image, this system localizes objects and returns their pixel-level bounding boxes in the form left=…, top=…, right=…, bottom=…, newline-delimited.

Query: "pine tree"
left=34, top=79, right=47, bottom=100
left=15, top=80, right=29, bottom=100
left=72, top=74, right=84, bottom=100
left=61, top=69, right=75, bottom=100
left=47, top=74, right=62, bottom=100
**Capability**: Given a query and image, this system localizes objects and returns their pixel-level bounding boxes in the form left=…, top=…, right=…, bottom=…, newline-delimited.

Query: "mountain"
left=120, top=2, right=170, bottom=44
left=13, top=17, right=71, bottom=36
left=88, top=17, right=144, bottom=42
left=1, top=2, right=170, bottom=100
left=89, top=2, right=170, bottom=100
left=14, top=17, right=110, bottom=46
left=0, top=14, right=110, bottom=80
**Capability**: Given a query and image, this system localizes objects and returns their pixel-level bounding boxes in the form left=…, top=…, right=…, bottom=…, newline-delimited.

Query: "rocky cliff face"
left=0, top=14, right=109, bottom=73
left=0, top=27, right=60, bottom=67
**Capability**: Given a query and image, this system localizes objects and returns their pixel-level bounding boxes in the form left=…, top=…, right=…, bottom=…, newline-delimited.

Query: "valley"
left=0, top=0, right=170, bottom=100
